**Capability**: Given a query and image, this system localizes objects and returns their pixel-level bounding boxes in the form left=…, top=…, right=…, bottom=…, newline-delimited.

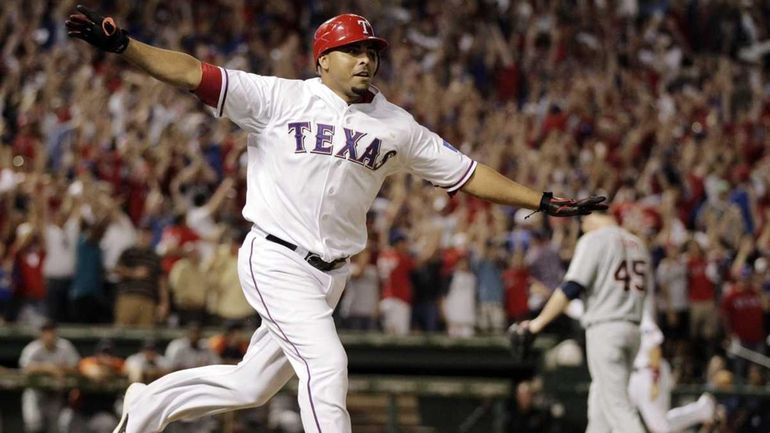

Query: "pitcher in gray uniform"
left=519, top=211, right=651, bottom=433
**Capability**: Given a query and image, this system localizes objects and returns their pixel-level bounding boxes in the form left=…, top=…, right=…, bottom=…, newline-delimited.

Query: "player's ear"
left=318, top=54, right=330, bottom=72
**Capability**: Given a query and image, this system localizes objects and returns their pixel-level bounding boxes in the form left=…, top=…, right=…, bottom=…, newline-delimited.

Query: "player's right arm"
left=66, top=5, right=275, bottom=133
left=66, top=5, right=202, bottom=90
left=524, top=234, right=597, bottom=333
left=122, top=39, right=202, bottom=90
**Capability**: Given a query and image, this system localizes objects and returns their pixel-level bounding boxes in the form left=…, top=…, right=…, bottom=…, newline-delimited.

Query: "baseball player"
left=628, top=317, right=717, bottom=433
left=516, top=211, right=650, bottom=433
left=65, top=6, right=607, bottom=433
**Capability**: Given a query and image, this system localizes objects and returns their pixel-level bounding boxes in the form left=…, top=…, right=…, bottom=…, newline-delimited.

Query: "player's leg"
left=585, top=381, right=611, bottom=433
left=243, top=233, right=352, bottom=433
left=666, top=393, right=716, bottom=432
left=586, top=322, right=646, bottom=433
left=126, top=323, right=294, bottom=433
left=628, top=368, right=672, bottom=433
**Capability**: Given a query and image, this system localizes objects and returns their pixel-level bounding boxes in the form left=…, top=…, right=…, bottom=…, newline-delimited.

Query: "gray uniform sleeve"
left=564, top=235, right=598, bottom=288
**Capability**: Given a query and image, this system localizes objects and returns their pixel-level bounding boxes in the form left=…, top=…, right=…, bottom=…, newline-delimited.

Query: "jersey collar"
left=306, top=78, right=381, bottom=111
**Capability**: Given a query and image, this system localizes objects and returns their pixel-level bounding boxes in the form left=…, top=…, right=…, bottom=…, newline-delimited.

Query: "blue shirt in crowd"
left=70, top=235, right=104, bottom=300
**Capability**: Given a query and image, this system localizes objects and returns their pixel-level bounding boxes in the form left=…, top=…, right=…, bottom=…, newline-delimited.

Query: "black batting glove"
left=539, top=192, right=608, bottom=217
left=65, top=5, right=129, bottom=53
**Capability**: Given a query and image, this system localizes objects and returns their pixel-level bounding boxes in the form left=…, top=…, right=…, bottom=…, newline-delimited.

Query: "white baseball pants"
left=126, top=229, right=351, bottom=433
left=585, top=321, right=645, bottom=433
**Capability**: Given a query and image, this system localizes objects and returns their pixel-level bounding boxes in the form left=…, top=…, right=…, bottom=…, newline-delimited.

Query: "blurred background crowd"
left=2, top=0, right=770, bottom=431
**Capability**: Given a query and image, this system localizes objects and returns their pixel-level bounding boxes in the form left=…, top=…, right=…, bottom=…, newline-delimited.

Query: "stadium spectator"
left=503, top=248, right=531, bottom=325
left=410, top=231, right=444, bottom=333
left=70, top=219, right=108, bottom=324
left=525, top=230, right=566, bottom=311
left=472, top=233, right=506, bottom=335
left=156, top=213, right=200, bottom=275
left=442, top=253, right=476, bottom=338
left=98, top=202, right=137, bottom=319
left=339, top=245, right=380, bottom=331
left=721, top=266, right=766, bottom=383
left=12, top=221, right=47, bottom=324
left=0, top=242, right=12, bottom=322
left=41, top=194, right=80, bottom=324
left=378, top=230, right=414, bottom=336
left=168, top=243, right=209, bottom=326
left=208, top=321, right=249, bottom=364
left=113, top=224, right=167, bottom=327
left=123, top=339, right=170, bottom=384
left=206, top=233, right=256, bottom=326
left=66, top=339, right=124, bottom=433
left=656, top=243, right=689, bottom=347
left=185, top=176, right=234, bottom=263
left=18, top=321, right=80, bottom=433
left=685, top=240, right=719, bottom=344
left=165, top=323, right=221, bottom=371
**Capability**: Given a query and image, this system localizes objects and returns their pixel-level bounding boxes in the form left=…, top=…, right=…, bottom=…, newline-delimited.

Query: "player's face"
left=320, top=41, right=379, bottom=102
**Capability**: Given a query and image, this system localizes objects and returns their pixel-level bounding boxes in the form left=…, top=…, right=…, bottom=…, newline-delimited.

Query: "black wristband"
left=112, top=30, right=130, bottom=53
left=539, top=192, right=553, bottom=211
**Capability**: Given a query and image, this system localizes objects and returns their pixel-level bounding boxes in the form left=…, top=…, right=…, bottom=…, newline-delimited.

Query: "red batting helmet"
left=312, top=14, right=388, bottom=64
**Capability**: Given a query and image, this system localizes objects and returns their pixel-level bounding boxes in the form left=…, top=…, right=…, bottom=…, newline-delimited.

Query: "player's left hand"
left=65, top=4, right=129, bottom=53
left=540, top=192, right=608, bottom=217
left=507, top=322, right=537, bottom=360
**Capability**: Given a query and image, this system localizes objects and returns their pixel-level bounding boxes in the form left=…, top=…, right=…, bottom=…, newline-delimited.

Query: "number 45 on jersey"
left=614, top=260, right=647, bottom=292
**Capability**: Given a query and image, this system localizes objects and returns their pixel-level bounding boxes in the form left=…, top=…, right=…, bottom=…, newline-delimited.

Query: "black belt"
left=266, top=234, right=347, bottom=272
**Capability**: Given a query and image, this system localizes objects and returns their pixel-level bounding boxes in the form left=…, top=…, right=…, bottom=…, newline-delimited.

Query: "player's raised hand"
left=539, top=192, right=608, bottom=217
left=65, top=4, right=129, bottom=53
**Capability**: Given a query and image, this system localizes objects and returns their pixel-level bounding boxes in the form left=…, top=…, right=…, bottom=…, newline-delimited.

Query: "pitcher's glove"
left=539, top=192, right=608, bottom=217
left=508, top=322, right=536, bottom=361
left=65, top=4, right=129, bottom=53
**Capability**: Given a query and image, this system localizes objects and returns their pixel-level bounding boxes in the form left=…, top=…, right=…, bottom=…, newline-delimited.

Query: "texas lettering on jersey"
left=287, top=122, right=396, bottom=170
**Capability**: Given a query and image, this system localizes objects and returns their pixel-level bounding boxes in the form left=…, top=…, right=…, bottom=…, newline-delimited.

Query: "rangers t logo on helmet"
left=313, top=14, right=388, bottom=64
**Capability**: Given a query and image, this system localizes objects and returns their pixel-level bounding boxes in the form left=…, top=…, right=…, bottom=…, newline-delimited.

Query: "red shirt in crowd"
left=502, top=265, right=530, bottom=322
left=159, top=225, right=200, bottom=274
left=378, top=248, right=414, bottom=304
left=687, top=257, right=715, bottom=302
left=15, top=247, right=46, bottom=300
left=721, top=284, right=765, bottom=345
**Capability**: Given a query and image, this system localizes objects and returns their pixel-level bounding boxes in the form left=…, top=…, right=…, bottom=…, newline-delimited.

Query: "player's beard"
left=352, top=85, right=368, bottom=95
left=350, top=81, right=370, bottom=101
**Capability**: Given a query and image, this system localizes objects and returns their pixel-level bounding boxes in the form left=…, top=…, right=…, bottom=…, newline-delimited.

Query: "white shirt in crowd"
left=43, top=218, right=80, bottom=279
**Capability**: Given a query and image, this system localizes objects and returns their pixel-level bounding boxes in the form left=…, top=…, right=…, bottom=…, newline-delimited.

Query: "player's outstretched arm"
left=461, top=163, right=608, bottom=217
left=65, top=5, right=202, bottom=90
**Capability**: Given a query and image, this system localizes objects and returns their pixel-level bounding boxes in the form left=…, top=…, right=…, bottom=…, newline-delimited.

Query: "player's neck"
left=321, top=77, right=367, bottom=105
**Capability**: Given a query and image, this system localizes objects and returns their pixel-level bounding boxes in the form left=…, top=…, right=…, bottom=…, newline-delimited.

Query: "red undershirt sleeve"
left=193, top=62, right=223, bottom=108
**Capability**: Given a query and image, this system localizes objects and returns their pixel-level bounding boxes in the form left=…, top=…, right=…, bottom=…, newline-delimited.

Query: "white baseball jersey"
left=565, top=225, right=651, bottom=328
left=634, top=315, right=665, bottom=369
left=196, top=67, right=476, bottom=262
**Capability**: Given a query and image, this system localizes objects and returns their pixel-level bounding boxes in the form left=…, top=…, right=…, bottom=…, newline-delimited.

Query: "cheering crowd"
left=2, top=0, right=770, bottom=430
